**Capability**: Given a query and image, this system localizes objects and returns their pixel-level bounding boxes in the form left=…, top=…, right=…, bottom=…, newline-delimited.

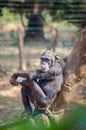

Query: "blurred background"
left=0, top=0, right=86, bottom=124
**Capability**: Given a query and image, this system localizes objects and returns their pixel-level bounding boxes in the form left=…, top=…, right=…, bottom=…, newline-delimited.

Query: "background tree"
left=24, top=2, right=45, bottom=41
left=0, top=0, right=86, bottom=28
left=17, top=26, right=27, bottom=70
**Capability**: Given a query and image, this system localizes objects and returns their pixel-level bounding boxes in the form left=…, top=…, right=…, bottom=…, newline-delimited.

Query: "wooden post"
left=47, top=27, right=58, bottom=52
left=17, top=26, right=27, bottom=71
left=52, top=28, right=58, bottom=52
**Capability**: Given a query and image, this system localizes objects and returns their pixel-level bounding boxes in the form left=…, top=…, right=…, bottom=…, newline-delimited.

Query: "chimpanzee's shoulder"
left=55, top=60, right=63, bottom=68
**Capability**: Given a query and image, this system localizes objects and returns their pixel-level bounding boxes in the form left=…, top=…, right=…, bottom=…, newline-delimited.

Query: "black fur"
left=10, top=50, right=63, bottom=114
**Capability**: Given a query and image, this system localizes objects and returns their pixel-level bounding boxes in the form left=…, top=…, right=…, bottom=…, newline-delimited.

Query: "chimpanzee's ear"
left=55, top=55, right=59, bottom=61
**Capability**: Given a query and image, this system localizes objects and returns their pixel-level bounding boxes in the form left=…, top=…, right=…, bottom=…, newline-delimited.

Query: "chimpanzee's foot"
left=33, top=109, right=46, bottom=117
left=33, top=109, right=57, bottom=124
left=21, top=110, right=32, bottom=119
left=45, top=110, right=57, bottom=124
left=20, top=110, right=37, bottom=126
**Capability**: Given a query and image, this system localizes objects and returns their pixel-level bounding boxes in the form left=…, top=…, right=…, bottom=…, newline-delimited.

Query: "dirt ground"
left=0, top=77, right=23, bottom=124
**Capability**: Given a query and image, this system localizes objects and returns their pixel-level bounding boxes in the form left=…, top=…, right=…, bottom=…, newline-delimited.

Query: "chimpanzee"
left=10, top=50, right=63, bottom=117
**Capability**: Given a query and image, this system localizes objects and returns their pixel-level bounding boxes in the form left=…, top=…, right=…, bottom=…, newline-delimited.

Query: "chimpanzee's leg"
left=21, top=86, right=32, bottom=113
left=23, top=80, right=49, bottom=109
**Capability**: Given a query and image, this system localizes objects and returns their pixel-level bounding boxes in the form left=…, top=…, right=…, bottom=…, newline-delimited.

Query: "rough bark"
left=51, top=26, right=86, bottom=111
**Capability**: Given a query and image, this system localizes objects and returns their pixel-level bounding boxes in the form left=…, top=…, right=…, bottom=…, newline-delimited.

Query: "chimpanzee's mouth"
left=41, top=65, right=49, bottom=72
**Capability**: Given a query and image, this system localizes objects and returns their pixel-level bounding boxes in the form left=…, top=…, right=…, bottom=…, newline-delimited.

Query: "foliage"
left=42, top=9, right=78, bottom=30
left=0, top=105, right=86, bottom=130
left=55, top=20, right=78, bottom=30
left=1, top=7, right=20, bottom=24
left=0, top=1, right=85, bottom=27
left=43, top=1, right=85, bottom=27
left=42, top=10, right=53, bottom=25
left=55, top=10, right=64, bottom=18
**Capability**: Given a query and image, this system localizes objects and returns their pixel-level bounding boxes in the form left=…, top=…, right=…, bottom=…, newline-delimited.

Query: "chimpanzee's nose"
left=42, top=62, right=46, bottom=65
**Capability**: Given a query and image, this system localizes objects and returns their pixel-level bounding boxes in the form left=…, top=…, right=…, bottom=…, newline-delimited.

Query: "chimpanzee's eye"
left=45, top=58, right=50, bottom=61
left=41, top=58, right=44, bottom=61
left=41, top=58, right=44, bottom=63
left=41, top=57, right=51, bottom=65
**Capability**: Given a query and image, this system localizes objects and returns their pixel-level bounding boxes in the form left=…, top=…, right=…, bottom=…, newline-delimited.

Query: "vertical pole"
left=17, top=26, right=27, bottom=71
left=52, top=27, right=58, bottom=52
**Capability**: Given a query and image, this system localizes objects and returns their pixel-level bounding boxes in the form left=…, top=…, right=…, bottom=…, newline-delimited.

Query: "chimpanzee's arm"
left=36, top=63, right=63, bottom=80
left=10, top=71, right=35, bottom=85
left=10, top=63, right=63, bottom=84
left=20, top=62, right=63, bottom=80
left=10, top=71, right=31, bottom=80
left=16, top=63, right=63, bottom=80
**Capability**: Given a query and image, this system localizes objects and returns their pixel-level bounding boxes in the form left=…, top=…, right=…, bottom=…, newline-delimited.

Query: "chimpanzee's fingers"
left=9, top=78, right=18, bottom=86
left=10, top=81, right=18, bottom=86
left=11, top=73, right=18, bottom=80
left=16, top=77, right=26, bottom=83
left=12, top=82, right=18, bottom=86
left=9, top=78, right=14, bottom=84
left=14, top=82, right=19, bottom=86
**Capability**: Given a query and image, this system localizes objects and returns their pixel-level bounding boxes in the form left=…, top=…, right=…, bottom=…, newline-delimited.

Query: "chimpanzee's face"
left=40, top=56, right=51, bottom=72
left=40, top=50, right=59, bottom=72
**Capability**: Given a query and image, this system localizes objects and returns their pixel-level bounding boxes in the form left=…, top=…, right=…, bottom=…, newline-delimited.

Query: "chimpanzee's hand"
left=9, top=73, right=19, bottom=86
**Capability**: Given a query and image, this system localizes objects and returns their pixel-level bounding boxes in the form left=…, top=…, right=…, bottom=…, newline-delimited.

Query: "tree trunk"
left=20, top=13, right=25, bottom=29
left=24, top=2, right=45, bottom=42
left=51, top=26, right=86, bottom=111
left=17, top=26, right=27, bottom=71
left=52, top=28, right=58, bottom=52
